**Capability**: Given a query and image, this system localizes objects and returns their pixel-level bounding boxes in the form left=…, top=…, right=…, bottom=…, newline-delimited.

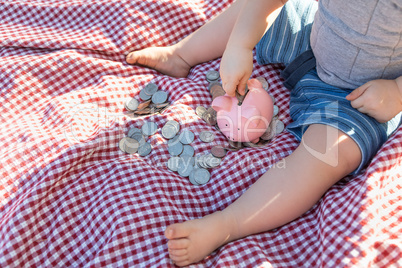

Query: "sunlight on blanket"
left=64, top=103, right=110, bottom=146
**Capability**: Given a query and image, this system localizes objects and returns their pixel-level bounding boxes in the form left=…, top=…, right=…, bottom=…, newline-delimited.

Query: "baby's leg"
left=165, top=124, right=362, bottom=266
left=126, top=0, right=244, bottom=77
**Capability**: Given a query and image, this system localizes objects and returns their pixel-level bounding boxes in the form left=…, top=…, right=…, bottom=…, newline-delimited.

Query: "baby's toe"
left=168, top=248, right=188, bottom=257
left=165, top=223, right=192, bottom=239
left=167, top=237, right=190, bottom=250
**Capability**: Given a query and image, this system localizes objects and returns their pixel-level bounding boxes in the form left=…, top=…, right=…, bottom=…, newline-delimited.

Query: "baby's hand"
left=219, top=46, right=253, bottom=97
left=346, top=78, right=402, bottom=123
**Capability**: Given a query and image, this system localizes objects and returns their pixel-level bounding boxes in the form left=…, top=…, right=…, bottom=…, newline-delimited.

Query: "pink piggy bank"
left=211, top=79, right=274, bottom=143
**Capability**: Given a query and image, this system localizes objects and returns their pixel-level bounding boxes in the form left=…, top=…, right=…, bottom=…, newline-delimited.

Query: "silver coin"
left=178, top=164, right=193, bottom=177
left=141, top=121, right=158, bottom=136
left=166, top=120, right=180, bottom=130
left=204, top=154, right=214, bottom=168
left=138, top=142, right=152, bottom=156
left=167, top=156, right=181, bottom=172
left=162, top=120, right=180, bottom=139
left=127, top=127, right=142, bottom=138
left=273, top=105, right=279, bottom=117
left=161, top=126, right=177, bottom=139
left=189, top=169, right=200, bottom=186
left=179, top=129, right=194, bottom=145
left=199, top=131, right=215, bottom=143
left=196, top=106, right=207, bottom=118
left=144, top=82, right=158, bottom=96
left=255, top=76, right=269, bottom=90
left=124, top=137, right=140, bottom=154
left=275, top=120, right=285, bottom=135
left=167, top=134, right=181, bottom=146
left=152, top=90, right=168, bottom=104
left=177, top=156, right=194, bottom=177
left=125, top=97, right=139, bottom=111
left=181, top=144, right=195, bottom=157
left=235, top=90, right=245, bottom=105
left=118, top=137, right=128, bottom=153
left=162, top=125, right=179, bottom=139
left=209, top=156, right=222, bottom=167
left=194, top=155, right=203, bottom=168
left=202, top=107, right=217, bottom=126
left=180, top=155, right=195, bottom=166
left=270, top=94, right=276, bottom=104
left=124, top=102, right=130, bottom=111
left=202, top=154, right=214, bottom=168
left=130, top=132, right=146, bottom=146
left=168, top=141, right=183, bottom=156
left=260, top=125, right=275, bottom=141
left=206, top=70, right=220, bottom=82
left=203, top=153, right=221, bottom=168
left=196, top=154, right=208, bottom=169
left=193, top=168, right=211, bottom=185
left=139, top=88, right=152, bottom=101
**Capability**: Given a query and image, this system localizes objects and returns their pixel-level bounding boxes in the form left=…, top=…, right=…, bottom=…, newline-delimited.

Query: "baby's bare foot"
left=165, top=211, right=237, bottom=266
left=126, top=46, right=191, bottom=78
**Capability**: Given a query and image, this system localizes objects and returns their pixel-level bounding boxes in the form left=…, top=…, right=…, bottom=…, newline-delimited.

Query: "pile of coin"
left=118, top=123, right=156, bottom=156
left=206, top=70, right=220, bottom=83
left=124, top=82, right=170, bottom=116
left=119, top=116, right=226, bottom=185
left=162, top=120, right=225, bottom=186
left=196, top=106, right=217, bottom=127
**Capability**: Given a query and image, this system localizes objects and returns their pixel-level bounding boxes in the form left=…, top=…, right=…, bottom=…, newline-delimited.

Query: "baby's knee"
left=301, top=124, right=361, bottom=173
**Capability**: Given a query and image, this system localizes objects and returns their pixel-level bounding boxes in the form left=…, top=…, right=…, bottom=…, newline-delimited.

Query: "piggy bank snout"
left=216, top=110, right=268, bottom=142
left=216, top=114, right=240, bottom=141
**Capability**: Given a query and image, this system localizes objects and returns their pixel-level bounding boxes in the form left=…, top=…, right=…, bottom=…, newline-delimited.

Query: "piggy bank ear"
left=241, top=106, right=260, bottom=128
left=211, top=95, right=232, bottom=112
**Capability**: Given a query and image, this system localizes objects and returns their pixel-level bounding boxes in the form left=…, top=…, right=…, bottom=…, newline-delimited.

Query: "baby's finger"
left=222, top=81, right=237, bottom=97
left=348, top=86, right=369, bottom=109
left=356, top=106, right=368, bottom=114
left=350, top=96, right=365, bottom=110
left=346, top=83, right=369, bottom=101
left=237, top=80, right=248, bottom=96
left=237, top=85, right=246, bottom=96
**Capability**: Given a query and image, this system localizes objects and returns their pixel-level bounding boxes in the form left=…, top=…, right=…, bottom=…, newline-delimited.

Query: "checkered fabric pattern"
left=0, top=0, right=401, bottom=267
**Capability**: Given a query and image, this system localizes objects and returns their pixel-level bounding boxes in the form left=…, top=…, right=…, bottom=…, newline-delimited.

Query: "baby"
left=127, top=0, right=402, bottom=266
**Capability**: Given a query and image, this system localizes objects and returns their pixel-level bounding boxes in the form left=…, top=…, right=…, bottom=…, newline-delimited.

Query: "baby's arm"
left=346, top=76, right=402, bottom=123
left=220, top=0, right=286, bottom=96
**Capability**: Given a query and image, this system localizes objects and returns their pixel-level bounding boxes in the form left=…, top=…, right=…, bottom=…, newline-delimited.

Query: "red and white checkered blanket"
left=1, top=1, right=401, bottom=267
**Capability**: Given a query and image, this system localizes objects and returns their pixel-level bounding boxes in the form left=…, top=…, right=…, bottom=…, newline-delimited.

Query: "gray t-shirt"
left=311, top=0, right=402, bottom=89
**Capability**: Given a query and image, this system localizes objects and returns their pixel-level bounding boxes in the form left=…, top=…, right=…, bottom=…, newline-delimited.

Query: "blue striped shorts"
left=255, top=0, right=402, bottom=174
